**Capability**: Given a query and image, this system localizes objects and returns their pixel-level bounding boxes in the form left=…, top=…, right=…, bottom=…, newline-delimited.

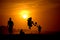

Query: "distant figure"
left=8, top=18, right=14, bottom=34
left=34, top=22, right=41, bottom=34
left=20, top=29, right=25, bottom=35
left=27, top=17, right=34, bottom=29
left=34, top=22, right=37, bottom=26
left=37, top=25, right=41, bottom=34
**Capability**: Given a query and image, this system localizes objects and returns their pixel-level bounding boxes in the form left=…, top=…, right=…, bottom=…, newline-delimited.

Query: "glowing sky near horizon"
left=0, top=0, right=60, bottom=34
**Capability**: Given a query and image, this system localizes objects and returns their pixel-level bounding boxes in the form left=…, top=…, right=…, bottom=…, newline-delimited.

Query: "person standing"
left=8, top=18, right=14, bottom=34
left=37, top=25, right=41, bottom=34
left=27, top=17, right=34, bottom=29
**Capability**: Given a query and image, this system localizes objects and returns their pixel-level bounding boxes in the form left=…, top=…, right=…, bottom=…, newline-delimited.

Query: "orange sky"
left=0, top=0, right=60, bottom=34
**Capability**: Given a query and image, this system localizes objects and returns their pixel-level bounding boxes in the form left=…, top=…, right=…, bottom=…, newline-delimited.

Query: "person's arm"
left=13, top=22, right=14, bottom=26
left=32, top=21, right=34, bottom=25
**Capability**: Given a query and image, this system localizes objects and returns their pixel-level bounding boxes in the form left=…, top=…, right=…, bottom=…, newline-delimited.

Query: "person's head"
left=20, top=29, right=23, bottom=32
left=9, top=18, right=11, bottom=21
left=35, top=22, right=37, bottom=25
left=34, top=22, right=37, bottom=26
left=29, top=17, right=32, bottom=21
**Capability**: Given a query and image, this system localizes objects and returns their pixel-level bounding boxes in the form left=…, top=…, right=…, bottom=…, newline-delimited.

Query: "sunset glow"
left=0, top=0, right=60, bottom=34
left=23, top=14, right=27, bottom=19
left=20, top=10, right=30, bottom=19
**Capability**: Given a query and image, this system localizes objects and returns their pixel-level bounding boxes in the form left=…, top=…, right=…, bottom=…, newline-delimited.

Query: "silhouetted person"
left=27, top=17, right=34, bottom=29
left=37, top=25, right=41, bottom=34
left=8, top=18, right=14, bottom=34
left=20, top=29, right=25, bottom=36
left=19, top=29, right=25, bottom=40
left=34, top=22, right=37, bottom=26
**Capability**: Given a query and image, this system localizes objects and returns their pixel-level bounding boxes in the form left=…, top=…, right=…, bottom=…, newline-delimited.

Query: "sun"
left=20, top=10, right=30, bottom=19
left=23, top=14, right=27, bottom=19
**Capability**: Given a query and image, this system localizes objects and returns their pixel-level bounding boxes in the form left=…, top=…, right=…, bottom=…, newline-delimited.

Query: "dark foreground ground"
left=0, top=26, right=60, bottom=40
left=0, top=33, right=60, bottom=40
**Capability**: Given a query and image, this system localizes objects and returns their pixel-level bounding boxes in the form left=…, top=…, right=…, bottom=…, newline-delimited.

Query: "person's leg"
left=9, top=26, right=12, bottom=34
left=29, top=27, right=31, bottom=29
left=8, top=26, right=12, bottom=34
left=10, top=26, right=13, bottom=33
left=11, top=26, right=13, bottom=33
